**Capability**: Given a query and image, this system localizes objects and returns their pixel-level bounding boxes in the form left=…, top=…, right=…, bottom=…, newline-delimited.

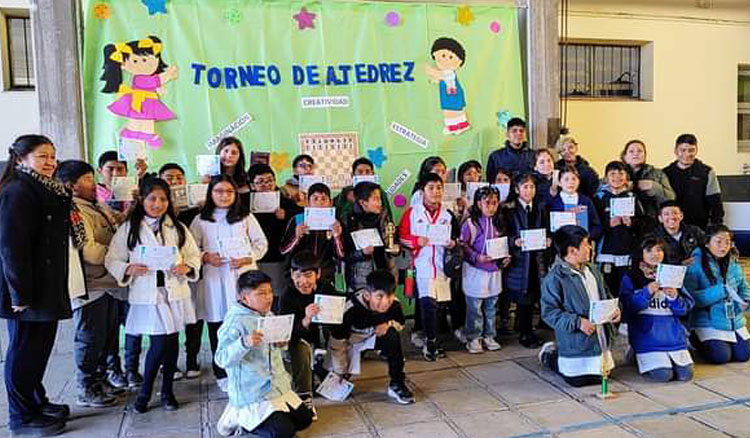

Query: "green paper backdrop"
left=82, top=0, right=525, bottom=212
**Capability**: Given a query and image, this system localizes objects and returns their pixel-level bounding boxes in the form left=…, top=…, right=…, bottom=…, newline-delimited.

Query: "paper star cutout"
left=93, top=3, right=111, bottom=20
left=385, top=11, right=401, bottom=27
left=270, top=152, right=289, bottom=172
left=141, top=0, right=167, bottom=15
left=224, top=8, right=242, bottom=25
left=456, top=6, right=474, bottom=26
left=293, top=7, right=316, bottom=30
left=367, top=147, right=387, bottom=169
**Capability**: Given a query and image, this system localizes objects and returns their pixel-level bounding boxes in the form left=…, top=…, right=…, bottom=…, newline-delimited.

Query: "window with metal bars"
left=738, top=65, right=750, bottom=152
left=6, top=15, right=34, bottom=90
left=560, top=43, right=641, bottom=99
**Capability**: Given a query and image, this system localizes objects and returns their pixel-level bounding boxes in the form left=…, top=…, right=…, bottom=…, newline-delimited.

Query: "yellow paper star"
left=456, top=6, right=474, bottom=26
left=270, top=152, right=289, bottom=172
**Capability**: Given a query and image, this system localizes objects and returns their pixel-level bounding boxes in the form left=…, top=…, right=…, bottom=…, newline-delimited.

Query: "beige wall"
left=563, top=0, right=750, bottom=176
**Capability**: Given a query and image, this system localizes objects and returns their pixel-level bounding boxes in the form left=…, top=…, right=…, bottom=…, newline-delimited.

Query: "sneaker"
left=387, top=381, right=415, bottom=405
left=454, top=328, right=467, bottom=344
left=217, top=377, right=229, bottom=393
left=185, top=369, right=202, bottom=379
left=161, top=394, right=179, bottom=411
left=10, top=414, right=65, bottom=437
left=76, top=386, right=117, bottom=408
left=161, top=366, right=184, bottom=381
left=300, top=393, right=318, bottom=421
left=132, top=396, right=149, bottom=414
left=39, top=402, right=70, bottom=421
left=466, top=338, right=483, bottom=354
left=106, top=369, right=128, bottom=389
left=98, top=380, right=126, bottom=396
left=483, top=336, right=502, bottom=351
left=422, top=339, right=438, bottom=362
left=126, top=371, right=143, bottom=388
left=436, top=344, right=448, bottom=358
left=538, top=341, right=558, bottom=370
left=410, top=331, right=425, bottom=348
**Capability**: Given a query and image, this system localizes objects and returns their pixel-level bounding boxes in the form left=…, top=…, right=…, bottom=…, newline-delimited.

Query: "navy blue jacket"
left=556, top=157, right=600, bottom=200
left=548, top=193, right=603, bottom=241
left=486, top=141, right=534, bottom=182
left=503, top=200, right=551, bottom=301
left=0, top=172, right=74, bottom=321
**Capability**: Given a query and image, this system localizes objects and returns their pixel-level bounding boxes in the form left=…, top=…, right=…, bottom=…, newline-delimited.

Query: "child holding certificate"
left=459, top=186, right=510, bottom=353
left=105, top=177, right=201, bottom=412
left=548, top=165, right=602, bottom=241
left=188, top=175, right=268, bottom=390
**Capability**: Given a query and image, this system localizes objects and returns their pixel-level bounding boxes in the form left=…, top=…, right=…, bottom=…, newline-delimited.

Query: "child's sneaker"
left=300, top=393, right=318, bottom=421
left=76, top=386, right=117, bottom=408
left=185, top=368, right=201, bottom=379
left=466, top=338, right=483, bottom=354
left=387, top=381, right=415, bottom=405
left=538, top=341, right=558, bottom=370
left=454, top=328, right=467, bottom=344
left=411, top=331, right=425, bottom=348
left=126, top=371, right=143, bottom=388
left=483, top=336, right=502, bottom=351
left=422, top=339, right=438, bottom=362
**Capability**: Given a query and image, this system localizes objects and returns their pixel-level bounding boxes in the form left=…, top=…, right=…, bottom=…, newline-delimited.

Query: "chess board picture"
left=298, top=132, right=359, bottom=189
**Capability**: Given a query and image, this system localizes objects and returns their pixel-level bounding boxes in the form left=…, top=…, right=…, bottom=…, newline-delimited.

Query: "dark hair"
left=468, top=186, right=506, bottom=236
left=507, top=117, right=526, bottom=130
left=700, top=224, right=733, bottom=285
left=493, top=167, right=512, bottom=183
left=55, top=160, right=95, bottom=186
left=292, top=154, right=315, bottom=168
left=126, top=177, right=186, bottom=251
left=457, top=160, right=482, bottom=188
left=533, top=148, right=555, bottom=166
left=553, top=225, right=589, bottom=258
left=419, top=172, right=444, bottom=189
left=199, top=174, right=247, bottom=224
left=633, top=235, right=666, bottom=268
left=430, top=37, right=465, bottom=66
left=307, top=182, right=331, bottom=199
left=676, top=133, right=698, bottom=147
left=366, top=269, right=397, bottom=295
left=158, top=163, right=185, bottom=177
left=620, top=139, right=646, bottom=162
left=101, top=36, right=167, bottom=93
left=247, top=163, right=276, bottom=185
left=351, top=157, right=374, bottom=175
left=97, top=150, right=125, bottom=170
left=291, top=250, right=320, bottom=272
left=558, top=164, right=580, bottom=180
left=0, top=134, right=54, bottom=191
left=513, top=171, right=537, bottom=189
left=353, top=181, right=381, bottom=204
left=604, top=160, right=629, bottom=175
left=215, top=137, right=248, bottom=189
left=413, top=156, right=446, bottom=193
left=658, top=200, right=682, bottom=213
left=237, top=270, right=272, bottom=296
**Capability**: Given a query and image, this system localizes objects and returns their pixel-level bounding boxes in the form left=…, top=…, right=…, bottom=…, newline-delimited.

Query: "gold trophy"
left=384, top=221, right=400, bottom=254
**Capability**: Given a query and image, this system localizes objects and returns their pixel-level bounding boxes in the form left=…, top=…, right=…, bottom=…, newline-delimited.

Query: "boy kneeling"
left=215, top=271, right=313, bottom=438
left=328, top=270, right=415, bottom=404
left=539, top=225, right=621, bottom=387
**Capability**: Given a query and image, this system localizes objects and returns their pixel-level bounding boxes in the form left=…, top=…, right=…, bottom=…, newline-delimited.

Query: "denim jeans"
left=464, top=295, right=499, bottom=340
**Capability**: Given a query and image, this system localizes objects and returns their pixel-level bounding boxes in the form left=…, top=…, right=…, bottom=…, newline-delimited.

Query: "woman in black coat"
left=0, top=135, right=86, bottom=436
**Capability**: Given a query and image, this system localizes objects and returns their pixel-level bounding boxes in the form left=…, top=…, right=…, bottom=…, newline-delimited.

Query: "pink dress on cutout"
left=107, top=74, right=175, bottom=121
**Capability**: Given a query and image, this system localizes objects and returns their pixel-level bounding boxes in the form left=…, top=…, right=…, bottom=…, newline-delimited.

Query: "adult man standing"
left=486, top=118, right=534, bottom=182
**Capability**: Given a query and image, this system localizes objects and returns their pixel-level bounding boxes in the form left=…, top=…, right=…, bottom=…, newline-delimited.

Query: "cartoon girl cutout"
left=425, top=37, right=470, bottom=136
left=100, top=36, right=178, bottom=149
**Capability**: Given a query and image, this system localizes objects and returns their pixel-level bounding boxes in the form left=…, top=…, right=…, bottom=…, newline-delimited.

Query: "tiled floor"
left=2, top=318, right=750, bottom=438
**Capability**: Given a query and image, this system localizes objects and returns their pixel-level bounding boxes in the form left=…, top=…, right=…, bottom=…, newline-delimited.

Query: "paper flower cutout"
left=490, top=21, right=501, bottom=34
left=394, top=194, right=407, bottom=208
left=366, top=146, right=387, bottom=169
left=385, top=11, right=401, bottom=27
left=293, top=7, right=316, bottom=30
left=456, top=6, right=474, bottom=26
left=270, top=152, right=289, bottom=171
left=93, top=2, right=111, bottom=19
left=224, top=8, right=242, bottom=25
left=497, top=109, right=513, bottom=128
left=141, top=0, right=167, bottom=15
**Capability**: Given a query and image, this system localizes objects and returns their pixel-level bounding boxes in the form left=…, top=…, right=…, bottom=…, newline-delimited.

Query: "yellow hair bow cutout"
left=109, top=42, right=133, bottom=63
left=116, top=84, right=159, bottom=113
left=138, top=38, right=162, bottom=55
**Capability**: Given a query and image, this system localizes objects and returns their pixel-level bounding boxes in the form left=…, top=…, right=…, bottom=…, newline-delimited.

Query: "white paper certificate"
left=312, top=294, right=346, bottom=324
left=610, top=197, right=636, bottom=217
left=521, top=229, right=546, bottom=251
left=485, top=237, right=509, bottom=259
left=299, top=175, right=325, bottom=193
left=589, top=298, right=619, bottom=325
left=466, top=182, right=489, bottom=203
left=196, top=155, right=220, bottom=176
left=111, top=176, right=137, bottom=202
left=250, top=192, right=280, bottom=213
left=217, top=236, right=250, bottom=259
left=316, top=371, right=354, bottom=401
left=117, top=138, right=147, bottom=163
left=443, top=183, right=462, bottom=201
left=188, top=184, right=209, bottom=206
left=136, top=245, right=178, bottom=271
left=257, top=314, right=294, bottom=344
left=426, top=224, right=451, bottom=246
left=656, top=264, right=687, bottom=289
left=550, top=211, right=577, bottom=232
left=352, top=175, right=379, bottom=186
left=171, top=184, right=188, bottom=208
left=492, top=183, right=511, bottom=202
left=350, top=228, right=384, bottom=250
left=304, top=207, right=336, bottom=231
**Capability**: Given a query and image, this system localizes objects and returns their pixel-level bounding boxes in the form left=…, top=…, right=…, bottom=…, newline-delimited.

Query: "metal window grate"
left=560, top=43, right=640, bottom=99
left=738, top=65, right=750, bottom=152
left=6, top=16, right=35, bottom=90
